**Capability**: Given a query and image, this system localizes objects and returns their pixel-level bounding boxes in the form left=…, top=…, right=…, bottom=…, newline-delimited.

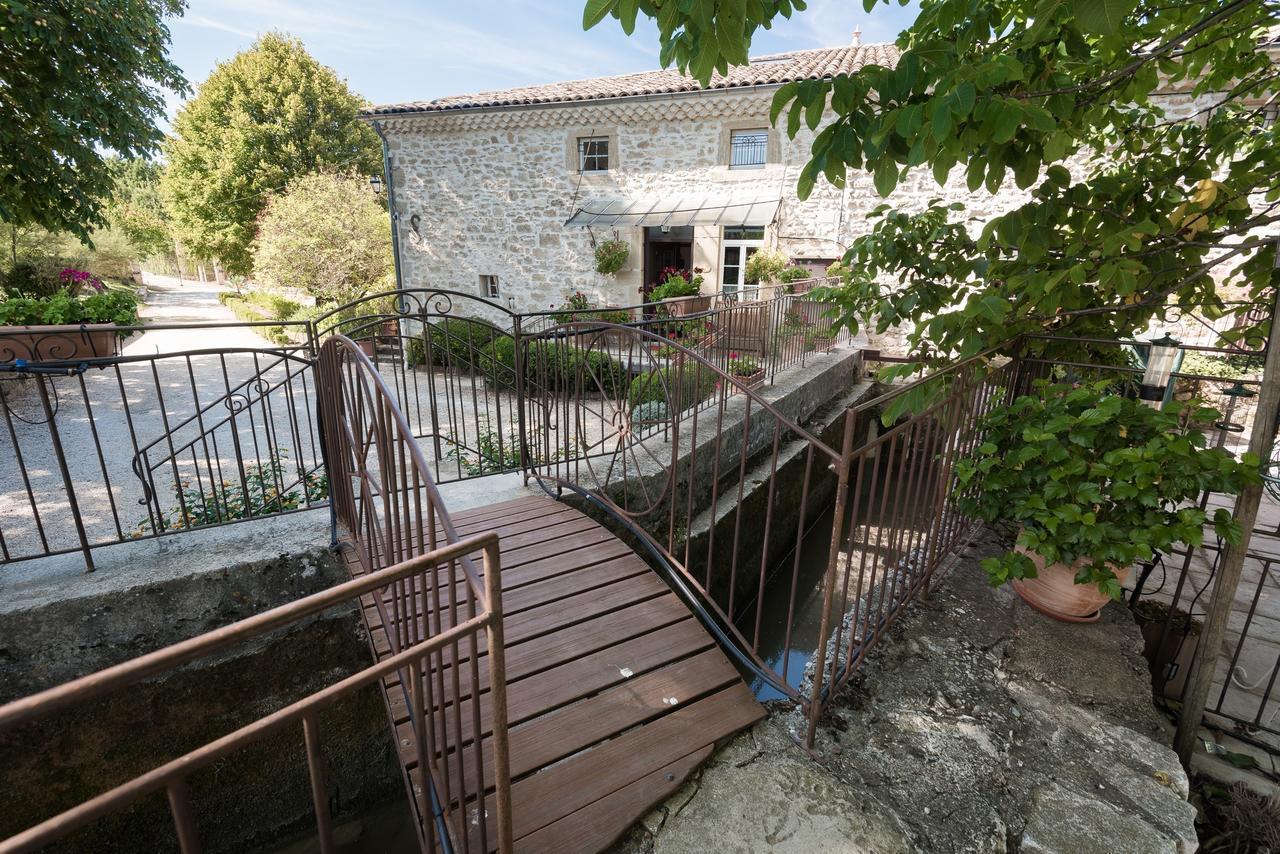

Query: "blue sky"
left=165, top=0, right=919, bottom=117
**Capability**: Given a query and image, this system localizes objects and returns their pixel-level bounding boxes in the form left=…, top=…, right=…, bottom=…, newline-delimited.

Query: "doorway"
left=642, top=226, right=693, bottom=300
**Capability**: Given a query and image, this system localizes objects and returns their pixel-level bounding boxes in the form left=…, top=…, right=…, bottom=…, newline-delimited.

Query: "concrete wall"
left=0, top=546, right=401, bottom=854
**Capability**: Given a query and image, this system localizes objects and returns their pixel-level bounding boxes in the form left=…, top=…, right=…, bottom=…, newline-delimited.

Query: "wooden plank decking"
left=341, top=494, right=765, bottom=853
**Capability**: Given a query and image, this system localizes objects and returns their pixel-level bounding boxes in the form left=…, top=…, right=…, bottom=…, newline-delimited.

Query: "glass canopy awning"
left=564, top=195, right=781, bottom=228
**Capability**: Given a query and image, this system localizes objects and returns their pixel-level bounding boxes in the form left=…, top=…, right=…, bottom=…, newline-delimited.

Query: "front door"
left=642, top=226, right=694, bottom=300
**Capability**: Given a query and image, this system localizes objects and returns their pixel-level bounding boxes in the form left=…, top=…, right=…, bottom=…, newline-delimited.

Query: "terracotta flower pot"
left=730, top=368, right=766, bottom=394
left=1010, top=546, right=1130, bottom=622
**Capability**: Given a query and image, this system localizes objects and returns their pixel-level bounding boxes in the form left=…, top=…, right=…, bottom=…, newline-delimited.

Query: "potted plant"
left=727, top=352, right=765, bottom=392
left=954, top=380, right=1257, bottom=622
left=778, top=265, right=813, bottom=294
left=0, top=268, right=139, bottom=362
left=648, top=268, right=709, bottom=316
left=594, top=238, right=630, bottom=276
left=743, top=249, right=788, bottom=297
left=552, top=291, right=609, bottom=347
left=1132, top=600, right=1201, bottom=699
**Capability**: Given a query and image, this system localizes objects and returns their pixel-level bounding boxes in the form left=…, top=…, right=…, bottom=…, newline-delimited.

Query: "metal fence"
left=525, top=320, right=1007, bottom=742
left=0, top=324, right=325, bottom=571
left=1, top=283, right=848, bottom=571
left=316, top=334, right=513, bottom=852
left=0, top=536, right=508, bottom=854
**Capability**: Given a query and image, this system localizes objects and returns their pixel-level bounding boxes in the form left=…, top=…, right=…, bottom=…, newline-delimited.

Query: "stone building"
left=364, top=40, right=955, bottom=314
left=361, top=37, right=1262, bottom=319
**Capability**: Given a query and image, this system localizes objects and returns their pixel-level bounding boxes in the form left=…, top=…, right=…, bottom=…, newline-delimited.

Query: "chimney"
left=851, top=27, right=862, bottom=46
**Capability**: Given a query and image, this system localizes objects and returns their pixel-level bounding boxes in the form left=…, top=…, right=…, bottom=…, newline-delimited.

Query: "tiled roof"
left=365, top=43, right=901, bottom=116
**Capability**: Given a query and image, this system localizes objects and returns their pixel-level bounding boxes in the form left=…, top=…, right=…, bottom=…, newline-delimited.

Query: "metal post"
left=1174, top=273, right=1280, bottom=767
left=512, top=315, right=529, bottom=482
left=804, top=407, right=858, bottom=747
left=37, top=376, right=95, bottom=572
left=370, top=121, right=406, bottom=309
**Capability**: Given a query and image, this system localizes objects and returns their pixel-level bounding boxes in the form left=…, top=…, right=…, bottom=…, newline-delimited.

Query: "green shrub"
left=2, top=262, right=61, bottom=297
left=478, top=337, right=629, bottom=397
left=630, top=400, right=669, bottom=426
left=0, top=288, right=139, bottom=328
left=1180, top=350, right=1264, bottom=381
left=243, top=290, right=301, bottom=319
left=778, top=266, right=811, bottom=284
left=627, top=363, right=717, bottom=410
left=648, top=272, right=703, bottom=302
left=744, top=249, right=788, bottom=284
left=219, top=294, right=295, bottom=345
left=407, top=318, right=505, bottom=368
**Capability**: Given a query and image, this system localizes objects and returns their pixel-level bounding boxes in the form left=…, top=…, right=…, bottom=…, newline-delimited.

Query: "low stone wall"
left=0, top=545, right=401, bottom=853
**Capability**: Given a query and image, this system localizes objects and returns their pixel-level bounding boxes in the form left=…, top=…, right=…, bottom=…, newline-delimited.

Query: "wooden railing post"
left=482, top=536, right=515, bottom=853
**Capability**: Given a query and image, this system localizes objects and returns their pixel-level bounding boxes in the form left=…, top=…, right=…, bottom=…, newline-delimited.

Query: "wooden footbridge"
left=343, top=496, right=762, bottom=851
left=320, top=338, right=766, bottom=853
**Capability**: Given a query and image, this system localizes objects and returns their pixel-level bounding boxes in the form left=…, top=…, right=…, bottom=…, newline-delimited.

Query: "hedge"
left=408, top=318, right=505, bottom=368
left=626, top=363, right=717, bottom=411
left=477, top=338, right=630, bottom=398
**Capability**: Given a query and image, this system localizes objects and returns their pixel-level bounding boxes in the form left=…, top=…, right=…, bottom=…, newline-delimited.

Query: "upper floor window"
left=578, top=137, right=610, bottom=172
left=480, top=274, right=500, bottom=299
left=729, top=129, right=768, bottom=169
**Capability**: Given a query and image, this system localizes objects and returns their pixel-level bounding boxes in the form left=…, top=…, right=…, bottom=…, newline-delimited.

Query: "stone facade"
left=372, top=62, right=1219, bottom=334
left=374, top=84, right=1038, bottom=316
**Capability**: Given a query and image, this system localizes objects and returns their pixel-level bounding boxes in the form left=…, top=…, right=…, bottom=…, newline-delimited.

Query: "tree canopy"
left=587, top=0, right=1280, bottom=383
left=106, top=158, right=173, bottom=261
left=252, top=172, right=392, bottom=301
left=0, top=0, right=188, bottom=239
left=161, top=33, right=382, bottom=275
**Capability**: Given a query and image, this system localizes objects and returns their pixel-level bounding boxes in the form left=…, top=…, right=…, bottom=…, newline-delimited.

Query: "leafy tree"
left=252, top=172, right=392, bottom=302
left=106, top=158, right=173, bottom=261
left=588, top=0, right=1280, bottom=380
left=1, top=0, right=187, bottom=240
left=162, top=33, right=382, bottom=276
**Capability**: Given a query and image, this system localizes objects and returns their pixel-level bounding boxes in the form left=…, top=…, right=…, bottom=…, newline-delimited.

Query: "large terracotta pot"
left=1010, top=546, right=1130, bottom=622
left=0, top=324, right=119, bottom=363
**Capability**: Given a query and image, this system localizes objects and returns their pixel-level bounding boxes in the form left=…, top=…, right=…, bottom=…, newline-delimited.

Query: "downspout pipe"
left=370, top=120, right=406, bottom=306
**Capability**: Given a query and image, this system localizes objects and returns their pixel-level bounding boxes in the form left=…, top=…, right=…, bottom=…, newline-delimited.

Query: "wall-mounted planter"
left=660, top=295, right=712, bottom=317
left=729, top=369, right=766, bottom=394
left=0, top=324, right=120, bottom=363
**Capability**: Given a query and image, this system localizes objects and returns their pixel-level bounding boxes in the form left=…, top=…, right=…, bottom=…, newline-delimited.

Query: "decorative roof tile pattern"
left=365, top=43, right=901, bottom=116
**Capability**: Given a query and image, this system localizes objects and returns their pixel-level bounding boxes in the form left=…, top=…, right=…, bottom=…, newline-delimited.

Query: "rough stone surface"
left=617, top=534, right=1198, bottom=853
left=612, top=716, right=913, bottom=854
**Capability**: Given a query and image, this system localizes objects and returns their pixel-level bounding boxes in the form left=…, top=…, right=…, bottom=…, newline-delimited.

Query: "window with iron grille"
left=729, top=129, right=768, bottom=168
left=578, top=137, right=609, bottom=172
left=480, top=275, right=500, bottom=299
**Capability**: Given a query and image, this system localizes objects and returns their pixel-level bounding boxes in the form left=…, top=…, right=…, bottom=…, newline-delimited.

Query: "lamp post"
left=1139, top=333, right=1180, bottom=409
left=369, top=174, right=383, bottom=195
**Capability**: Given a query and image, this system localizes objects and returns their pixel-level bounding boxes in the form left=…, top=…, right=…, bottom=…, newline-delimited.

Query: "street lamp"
left=369, top=174, right=383, bottom=195
left=1139, top=333, right=1180, bottom=409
